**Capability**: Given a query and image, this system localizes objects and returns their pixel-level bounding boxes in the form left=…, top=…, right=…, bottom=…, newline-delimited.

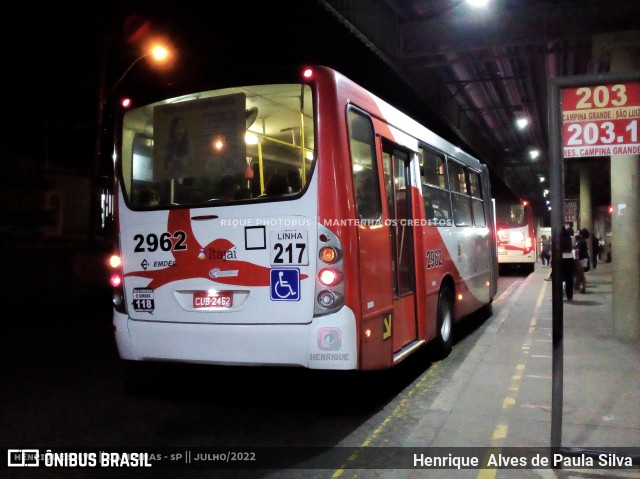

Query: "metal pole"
left=548, top=70, right=640, bottom=455
left=548, top=77, right=564, bottom=451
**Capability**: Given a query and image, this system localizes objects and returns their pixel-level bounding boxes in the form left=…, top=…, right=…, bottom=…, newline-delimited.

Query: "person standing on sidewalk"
left=566, top=222, right=575, bottom=238
left=561, top=225, right=575, bottom=300
left=574, top=228, right=589, bottom=294
left=591, top=234, right=599, bottom=270
left=540, top=235, right=551, bottom=267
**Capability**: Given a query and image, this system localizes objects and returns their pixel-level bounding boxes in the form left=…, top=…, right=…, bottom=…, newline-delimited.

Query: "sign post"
left=548, top=72, right=640, bottom=454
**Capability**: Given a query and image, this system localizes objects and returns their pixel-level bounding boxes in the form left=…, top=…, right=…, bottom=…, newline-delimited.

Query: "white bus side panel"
left=374, top=101, right=494, bottom=306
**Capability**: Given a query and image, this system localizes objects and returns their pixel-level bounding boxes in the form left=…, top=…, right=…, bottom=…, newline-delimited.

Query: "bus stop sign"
left=562, top=82, right=640, bottom=158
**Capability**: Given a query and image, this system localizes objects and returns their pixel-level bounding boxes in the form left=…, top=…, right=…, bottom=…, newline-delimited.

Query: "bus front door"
left=382, top=142, right=417, bottom=354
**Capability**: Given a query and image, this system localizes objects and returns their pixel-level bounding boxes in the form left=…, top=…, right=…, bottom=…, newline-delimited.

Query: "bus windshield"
left=120, top=84, right=314, bottom=208
left=495, top=203, right=526, bottom=227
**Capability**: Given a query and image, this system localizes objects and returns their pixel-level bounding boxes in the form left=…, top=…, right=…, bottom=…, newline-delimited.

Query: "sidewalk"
left=388, top=260, right=640, bottom=478
left=554, top=261, right=639, bottom=449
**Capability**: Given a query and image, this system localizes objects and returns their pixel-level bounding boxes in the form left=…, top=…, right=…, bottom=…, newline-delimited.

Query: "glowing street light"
left=105, top=43, right=171, bottom=101
left=466, top=0, right=489, bottom=7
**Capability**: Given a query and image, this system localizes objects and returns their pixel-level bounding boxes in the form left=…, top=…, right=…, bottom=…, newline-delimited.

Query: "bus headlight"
left=525, top=236, right=533, bottom=250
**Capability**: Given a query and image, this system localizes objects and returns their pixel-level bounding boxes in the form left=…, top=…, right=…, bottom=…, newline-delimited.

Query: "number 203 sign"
left=562, top=82, right=640, bottom=158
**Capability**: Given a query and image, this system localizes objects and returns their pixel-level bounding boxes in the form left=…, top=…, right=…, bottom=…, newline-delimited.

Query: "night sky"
left=6, top=1, right=462, bottom=183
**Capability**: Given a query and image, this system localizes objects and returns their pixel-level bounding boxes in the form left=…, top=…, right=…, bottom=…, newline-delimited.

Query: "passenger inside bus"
left=139, top=187, right=160, bottom=207
left=234, top=187, right=252, bottom=200
left=287, top=170, right=302, bottom=193
left=219, top=174, right=241, bottom=200
left=266, top=173, right=289, bottom=195
left=424, top=197, right=436, bottom=220
left=354, top=170, right=381, bottom=220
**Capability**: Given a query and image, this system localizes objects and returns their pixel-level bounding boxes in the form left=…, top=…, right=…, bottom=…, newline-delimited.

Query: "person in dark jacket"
left=561, top=226, right=575, bottom=300
left=574, top=228, right=589, bottom=294
left=592, top=234, right=600, bottom=270
left=540, top=235, right=551, bottom=266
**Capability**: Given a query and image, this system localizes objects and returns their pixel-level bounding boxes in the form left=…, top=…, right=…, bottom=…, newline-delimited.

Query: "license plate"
left=193, top=291, right=233, bottom=308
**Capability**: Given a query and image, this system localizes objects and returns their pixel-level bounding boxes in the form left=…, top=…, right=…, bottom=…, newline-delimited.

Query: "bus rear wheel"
left=433, top=285, right=454, bottom=359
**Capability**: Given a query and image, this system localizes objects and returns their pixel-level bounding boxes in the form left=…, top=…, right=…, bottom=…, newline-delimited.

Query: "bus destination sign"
left=562, top=82, right=640, bottom=158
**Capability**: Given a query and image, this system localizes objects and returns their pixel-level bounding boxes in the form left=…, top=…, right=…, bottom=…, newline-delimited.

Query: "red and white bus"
left=108, top=66, right=498, bottom=371
left=495, top=199, right=536, bottom=274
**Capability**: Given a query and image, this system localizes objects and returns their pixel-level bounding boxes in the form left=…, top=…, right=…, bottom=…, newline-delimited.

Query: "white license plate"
left=193, top=291, right=233, bottom=308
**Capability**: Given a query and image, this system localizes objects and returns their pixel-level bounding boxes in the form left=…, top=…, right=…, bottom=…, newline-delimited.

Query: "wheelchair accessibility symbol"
left=270, top=268, right=300, bottom=301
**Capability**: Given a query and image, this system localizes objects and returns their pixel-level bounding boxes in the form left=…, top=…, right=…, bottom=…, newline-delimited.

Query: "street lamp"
left=90, top=42, right=172, bottom=241
left=105, top=44, right=170, bottom=101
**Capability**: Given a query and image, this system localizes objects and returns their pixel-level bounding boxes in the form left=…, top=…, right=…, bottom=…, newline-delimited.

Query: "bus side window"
left=420, top=147, right=446, bottom=189
left=423, top=185, right=451, bottom=222
left=347, top=108, right=381, bottom=220
left=448, top=161, right=472, bottom=226
left=469, top=171, right=486, bottom=227
left=424, top=196, right=435, bottom=219
left=420, top=145, right=452, bottom=223
left=451, top=192, right=472, bottom=226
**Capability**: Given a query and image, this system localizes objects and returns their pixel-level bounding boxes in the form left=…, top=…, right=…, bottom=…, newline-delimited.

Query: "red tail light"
left=319, top=268, right=341, bottom=287
left=109, top=252, right=126, bottom=313
left=314, top=224, right=344, bottom=315
left=110, top=273, right=122, bottom=288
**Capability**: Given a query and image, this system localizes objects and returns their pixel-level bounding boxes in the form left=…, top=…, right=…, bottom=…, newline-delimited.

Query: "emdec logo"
left=8, top=449, right=39, bottom=467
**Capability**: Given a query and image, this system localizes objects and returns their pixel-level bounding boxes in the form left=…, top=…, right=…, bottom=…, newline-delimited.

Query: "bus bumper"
left=112, top=307, right=358, bottom=370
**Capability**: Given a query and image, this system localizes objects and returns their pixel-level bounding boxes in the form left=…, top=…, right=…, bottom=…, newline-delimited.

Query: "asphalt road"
left=1, top=264, right=525, bottom=478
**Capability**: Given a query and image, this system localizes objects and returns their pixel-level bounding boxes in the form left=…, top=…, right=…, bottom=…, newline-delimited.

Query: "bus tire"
left=433, top=285, right=454, bottom=359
